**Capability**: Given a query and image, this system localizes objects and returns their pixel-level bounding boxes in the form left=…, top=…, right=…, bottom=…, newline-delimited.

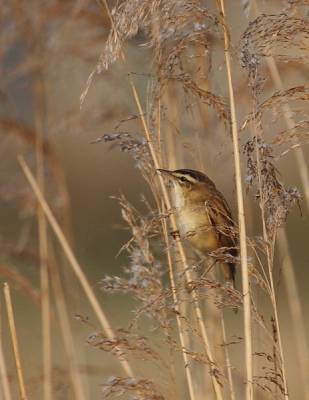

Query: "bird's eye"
left=179, top=176, right=186, bottom=183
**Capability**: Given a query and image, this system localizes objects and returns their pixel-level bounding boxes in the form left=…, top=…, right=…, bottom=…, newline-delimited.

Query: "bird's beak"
left=157, top=168, right=172, bottom=176
left=157, top=169, right=176, bottom=186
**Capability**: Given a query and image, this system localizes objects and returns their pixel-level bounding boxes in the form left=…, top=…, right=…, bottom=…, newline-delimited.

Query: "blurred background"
left=0, top=0, right=309, bottom=399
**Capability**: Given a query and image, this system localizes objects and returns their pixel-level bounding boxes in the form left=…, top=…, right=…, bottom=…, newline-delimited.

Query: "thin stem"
left=100, top=5, right=225, bottom=398
left=254, top=133, right=289, bottom=400
left=17, top=155, right=134, bottom=379
left=126, top=54, right=224, bottom=400
left=0, top=330, right=13, bottom=400
left=266, top=56, right=309, bottom=399
left=216, top=1, right=252, bottom=399
left=3, top=283, right=27, bottom=400
left=163, top=222, right=197, bottom=400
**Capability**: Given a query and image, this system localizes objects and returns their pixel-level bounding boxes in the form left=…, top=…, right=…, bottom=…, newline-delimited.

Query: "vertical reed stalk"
left=216, top=1, right=252, bottom=398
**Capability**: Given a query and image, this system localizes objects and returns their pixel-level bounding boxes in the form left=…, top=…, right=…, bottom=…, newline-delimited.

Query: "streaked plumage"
left=158, top=168, right=237, bottom=286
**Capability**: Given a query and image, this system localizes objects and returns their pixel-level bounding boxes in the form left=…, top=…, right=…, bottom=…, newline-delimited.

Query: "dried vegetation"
left=0, top=0, right=309, bottom=399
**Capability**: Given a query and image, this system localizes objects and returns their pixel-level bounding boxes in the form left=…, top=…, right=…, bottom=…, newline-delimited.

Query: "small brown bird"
left=158, top=168, right=237, bottom=287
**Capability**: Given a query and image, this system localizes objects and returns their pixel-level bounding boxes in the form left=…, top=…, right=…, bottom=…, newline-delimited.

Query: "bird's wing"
left=206, top=191, right=237, bottom=254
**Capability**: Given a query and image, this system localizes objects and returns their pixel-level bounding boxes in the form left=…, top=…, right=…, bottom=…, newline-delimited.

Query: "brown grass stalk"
left=216, top=1, right=252, bottom=398
left=126, top=42, right=224, bottom=400
left=248, top=3, right=308, bottom=398
left=0, top=334, right=12, bottom=400
left=264, top=56, right=309, bottom=397
left=98, top=1, right=227, bottom=397
left=3, top=282, right=27, bottom=400
left=17, top=155, right=134, bottom=379
left=2, top=1, right=308, bottom=398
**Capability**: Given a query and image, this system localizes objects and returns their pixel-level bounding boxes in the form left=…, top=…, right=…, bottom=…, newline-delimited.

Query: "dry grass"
left=0, top=0, right=309, bottom=399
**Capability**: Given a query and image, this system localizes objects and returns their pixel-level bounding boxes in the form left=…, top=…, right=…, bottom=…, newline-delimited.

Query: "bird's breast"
left=175, top=202, right=219, bottom=256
